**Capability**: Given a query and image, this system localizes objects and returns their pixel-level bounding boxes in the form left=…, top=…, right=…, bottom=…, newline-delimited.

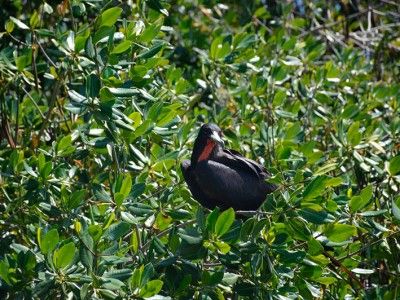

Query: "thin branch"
left=323, top=250, right=364, bottom=288
left=14, top=96, right=19, bottom=147
left=31, top=32, right=39, bottom=91
left=236, top=210, right=274, bottom=217
left=139, top=220, right=196, bottom=253
left=21, top=87, right=46, bottom=119
left=299, top=3, right=385, bottom=38
left=37, top=80, right=62, bottom=141
left=36, top=37, right=57, bottom=68
left=339, top=230, right=400, bottom=261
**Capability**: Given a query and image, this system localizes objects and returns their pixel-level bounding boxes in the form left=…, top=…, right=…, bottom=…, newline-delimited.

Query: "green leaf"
left=86, top=73, right=101, bottom=98
left=352, top=268, right=375, bottom=274
left=23, top=161, right=37, bottom=177
left=139, top=23, right=162, bottom=43
left=112, top=40, right=131, bottom=54
left=131, top=229, right=139, bottom=254
left=130, top=266, right=143, bottom=289
left=139, top=279, right=163, bottom=298
left=214, top=240, right=230, bottom=254
left=303, top=176, right=327, bottom=201
left=324, top=224, right=356, bottom=242
left=389, top=155, right=400, bottom=176
left=178, top=228, right=203, bottom=244
left=101, top=277, right=125, bottom=290
left=206, top=208, right=220, bottom=233
left=115, top=119, right=135, bottom=131
left=40, top=161, right=52, bottom=179
left=40, top=228, right=59, bottom=254
left=56, top=135, right=75, bottom=156
left=349, top=185, right=373, bottom=212
left=104, top=222, right=130, bottom=240
left=108, top=87, right=140, bottom=97
left=80, top=231, right=94, bottom=271
left=210, top=36, right=221, bottom=59
left=98, top=7, right=122, bottom=28
left=325, top=177, right=343, bottom=187
left=299, top=208, right=332, bottom=224
left=392, top=198, right=400, bottom=221
left=281, top=56, right=302, bottom=66
left=314, top=277, right=337, bottom=285
left=347, top=122, right=361, bottom=146
left=114, top=192, right=124, bottom=207
left=210, top=36, right=231, bottom=60
left=10, top=16, right=29, bottom=30
left=68, top=189, right=85, bottom=209
left=314, top=163, right=338, bottom=176
left=30, top=10, right=40, bottom=28
left=141, top=263, right=155, bottom=286
left=215, top=208, right=235, bottom=237
left=85, top=36, right=95, bottom=58
left=307, top=238, right=324, bottom=256
left=137, top=42, right=164, bottom=59
left=305, top=280, right=322, bottom=298
left=287, top=218, right=312, bottom=241
left=222, top=272, right=240, bottom=286
left=0, top=260, right=10, bottom=285
left=5, top=20, right=14, bottom=33
left=53, top=242, right=76, bottom=269
left=120, top=174, right=132, bottom=198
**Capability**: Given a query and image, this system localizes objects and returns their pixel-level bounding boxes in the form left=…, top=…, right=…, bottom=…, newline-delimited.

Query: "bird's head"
left=191, top=123, right=224, bottom=164
left=198, top=123, right=225, bottom=146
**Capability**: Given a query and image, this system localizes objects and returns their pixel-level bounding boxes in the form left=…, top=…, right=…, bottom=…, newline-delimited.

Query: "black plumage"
left=181, top=123, right=277, bottom=211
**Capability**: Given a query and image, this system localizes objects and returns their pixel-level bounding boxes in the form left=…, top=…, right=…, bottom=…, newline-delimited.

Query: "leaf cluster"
left=0, top=0, right=399, bottom=299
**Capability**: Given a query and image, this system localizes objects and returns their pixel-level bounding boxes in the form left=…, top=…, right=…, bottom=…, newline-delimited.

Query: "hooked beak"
left=210, top=131, right=225, bottom=147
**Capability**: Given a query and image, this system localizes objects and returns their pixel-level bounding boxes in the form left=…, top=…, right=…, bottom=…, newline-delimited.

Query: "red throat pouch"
left=198, top=139, right=215, bottom=162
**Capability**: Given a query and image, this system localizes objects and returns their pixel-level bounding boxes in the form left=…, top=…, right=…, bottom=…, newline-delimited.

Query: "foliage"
left=0, top=0, right=400, bottom=299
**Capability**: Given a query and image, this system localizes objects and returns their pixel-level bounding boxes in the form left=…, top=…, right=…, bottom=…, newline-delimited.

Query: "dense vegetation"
left=0, top=0, right=400, bottom=299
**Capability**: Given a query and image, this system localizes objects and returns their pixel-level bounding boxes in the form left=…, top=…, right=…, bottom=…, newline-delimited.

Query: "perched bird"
left=181, top=123, right=277, bottom=211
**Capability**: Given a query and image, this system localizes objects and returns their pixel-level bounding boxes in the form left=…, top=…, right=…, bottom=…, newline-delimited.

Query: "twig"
left=37, top=80, right=62, bottom=142
left=55, top=97, right=71, bottom=132
left=0, top=105, right=16, bottom=148
left=339, top=230, right=400, bottom=261
left=235, top=210, right=274, bottom=217
left=299, top=3, right=385, bottom=38
left=21, top=87, right=46, bottom=119
left=323, top=250, right=364, bottom=288
left=139, top=220, right=196, bottom=253
left=31, top=32, right=39, bottom=91
left=14, top=96, right=19, bottom=147
left=8, top=33, right=29, bottom=46
left=36, top=38, right=57, bottom=68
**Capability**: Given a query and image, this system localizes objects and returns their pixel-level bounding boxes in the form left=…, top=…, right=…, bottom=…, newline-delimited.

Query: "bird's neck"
left=191, top=139, right=222, bottom=165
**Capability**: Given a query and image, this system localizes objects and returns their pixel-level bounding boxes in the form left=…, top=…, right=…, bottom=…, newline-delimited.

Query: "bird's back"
left=194, top=159, right=273, bottom=210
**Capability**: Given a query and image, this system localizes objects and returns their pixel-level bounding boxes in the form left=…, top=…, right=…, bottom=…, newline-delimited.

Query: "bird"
left=181, top=123, right=277, bottom=211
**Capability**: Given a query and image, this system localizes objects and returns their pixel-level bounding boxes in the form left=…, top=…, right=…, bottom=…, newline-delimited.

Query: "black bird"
left=181, top=123, right=277, bottom=211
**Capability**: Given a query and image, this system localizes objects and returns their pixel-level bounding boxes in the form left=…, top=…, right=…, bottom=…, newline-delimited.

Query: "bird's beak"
left=210, top=131, right=224, bottom=147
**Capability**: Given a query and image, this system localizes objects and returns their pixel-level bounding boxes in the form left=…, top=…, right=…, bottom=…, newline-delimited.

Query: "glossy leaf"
left=53, top=242, right=76, bottom=269
left=215, top=208, right=235, bottom=237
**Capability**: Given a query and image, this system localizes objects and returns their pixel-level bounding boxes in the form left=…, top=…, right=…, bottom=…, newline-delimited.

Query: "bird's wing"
left=194, top=160, right=270, bottom=210
left=181, top=160, right=221, bottom=209
left=218, top=148, right=269, bottom=180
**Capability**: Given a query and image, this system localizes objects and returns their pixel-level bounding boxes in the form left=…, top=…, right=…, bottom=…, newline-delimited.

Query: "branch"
left=299, top=3, right=385, bottom=38
left=139, top=220, right=196, bottom=253
left=21, top=87, right=46, bottom=119
left=323, top=250, right=364, bottom=289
